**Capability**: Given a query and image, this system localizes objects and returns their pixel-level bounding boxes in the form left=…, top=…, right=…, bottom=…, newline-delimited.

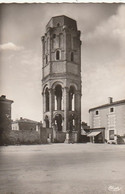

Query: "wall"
left=0, top=130, right=41, bottom=145
left=19, top=122, right=37, bottom=131
left=0, top=98, right=13, bottom=145
left=89, top=103, right=125, bottom=142
left=0, top=101, right=12, bottom=132
left=39, top=127, right=53, bottom=144
left=115, top=104, right=125, bottom=136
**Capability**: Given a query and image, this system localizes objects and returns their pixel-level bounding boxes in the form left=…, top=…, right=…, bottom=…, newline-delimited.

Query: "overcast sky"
left=0, top=3, right=125, bottom=124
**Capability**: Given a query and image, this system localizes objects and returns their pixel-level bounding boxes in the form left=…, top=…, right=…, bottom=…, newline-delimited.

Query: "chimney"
left=108, top=97, right=113, bottom=104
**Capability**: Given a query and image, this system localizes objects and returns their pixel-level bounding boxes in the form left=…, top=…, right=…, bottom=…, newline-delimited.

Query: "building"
left=12, top=117, right=42, bottom=132
left=0, top=95, right=13, bottom=145
left=0, top=95, right=13, bottom=132
left=80, top=122, right=90, bottom=143
left=41, top=15, right=82, bottom=143
left=89, top=97, right=125, bottom=144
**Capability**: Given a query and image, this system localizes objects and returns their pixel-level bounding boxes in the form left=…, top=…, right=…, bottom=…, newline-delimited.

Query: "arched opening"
left=45, top=116, right=49, bottom=128
left=45, top=88, right=49, bottom=112
left=68, top=114, right=76, bottom=132
left=71, top=52, right=74, bottom=62
left=54, top=85, right=63, bottom=110
left=55, top=114, right=63, bottom=131
left=56, top=50, right=60, bottom=60
left=69, top=86, right=75, bottom=111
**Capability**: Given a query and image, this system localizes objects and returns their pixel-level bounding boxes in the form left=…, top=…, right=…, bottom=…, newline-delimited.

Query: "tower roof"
left=46, top=15, right=77, bottom=31
left=0, top=95, right=13, bottom=104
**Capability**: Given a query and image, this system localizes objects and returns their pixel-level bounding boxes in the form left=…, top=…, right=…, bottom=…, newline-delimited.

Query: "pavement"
left=0, top=143, right=125, bottom=194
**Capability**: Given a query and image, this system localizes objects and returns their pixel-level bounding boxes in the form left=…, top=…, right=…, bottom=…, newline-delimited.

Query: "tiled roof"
left=89, top=99, right=125, bottom=112
left=12, top=118, right=41, bottom=124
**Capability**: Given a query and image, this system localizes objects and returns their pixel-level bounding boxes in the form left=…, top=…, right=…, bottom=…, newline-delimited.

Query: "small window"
left=57, top=23, right=60, bottom=27
left=110, top=107, right=114, bottom=112
left=95, top=110, right=99, bottom=115
left=109, top=130, right=114, bottom=140
left=56, top=50, right=60, bottom=60
left=71, top=52, right=74, bottom=62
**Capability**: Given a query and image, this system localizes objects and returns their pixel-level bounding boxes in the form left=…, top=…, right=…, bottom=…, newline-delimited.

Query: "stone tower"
left=41, top=15, right=82, bottom=142
left=0, top=95, right=13, bottom=145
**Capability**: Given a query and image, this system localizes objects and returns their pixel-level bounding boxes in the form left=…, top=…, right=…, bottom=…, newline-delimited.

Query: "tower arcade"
left=41, top=15, right=82, bottom=141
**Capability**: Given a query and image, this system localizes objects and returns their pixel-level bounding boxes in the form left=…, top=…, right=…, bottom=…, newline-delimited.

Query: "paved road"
left=0, top=143, right=125, bottom=194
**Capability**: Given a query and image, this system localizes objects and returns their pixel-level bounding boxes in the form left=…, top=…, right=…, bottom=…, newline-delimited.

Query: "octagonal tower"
left=41, top=15, right=82, bottom=142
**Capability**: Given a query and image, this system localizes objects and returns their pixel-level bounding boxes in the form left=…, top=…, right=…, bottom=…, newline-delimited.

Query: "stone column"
left=75, top=90, right=81, bottom=129
left=63, top=29, right=67, bottom=61
left=63, top=87, right=69, bottom=132
left=49, top=88, right=54, bottom=128
left=42, top=91, right=46, bottom=127
left=52, top=124, right=56, bottom=143
left=41, top=36, right=45, bottom=68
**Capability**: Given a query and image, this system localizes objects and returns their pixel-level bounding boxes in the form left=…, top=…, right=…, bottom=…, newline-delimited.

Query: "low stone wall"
left=0, top=130, right=41, bottom=145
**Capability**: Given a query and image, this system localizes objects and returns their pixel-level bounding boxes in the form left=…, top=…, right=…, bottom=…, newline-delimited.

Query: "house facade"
left=12, top=117, right=42, bottom=132
left=89, top=97, right=125, bottom=143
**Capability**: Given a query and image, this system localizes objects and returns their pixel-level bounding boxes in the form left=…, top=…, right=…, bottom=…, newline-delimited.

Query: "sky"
left=0, top=3, right=125, bottom=124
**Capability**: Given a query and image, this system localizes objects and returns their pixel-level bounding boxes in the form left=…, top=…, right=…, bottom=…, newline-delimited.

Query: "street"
left=0, top=143, right=125, bottom=194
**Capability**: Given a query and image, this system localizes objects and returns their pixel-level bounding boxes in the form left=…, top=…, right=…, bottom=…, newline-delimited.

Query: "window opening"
left=56, top=50, right=60, bottom=60
left=109, top=130, right=114, bottom=140
left=69, top=86, right=75, bottom=111
left=95, top=110, right=99, bottom=115
left=54, top=85, right=62, bottom=110
left=55, top=114, right=62, bottom=131
left=45, top=116, right=49, bottom=128
left=45, top=88, right=49, bottom=112
left=69, top=114, right=75, bottom=132
left=71, top=52, right=74, bottom=62
left=46, top=120, right=49, bottom=128
left=110, top=107, right=114, bottom=112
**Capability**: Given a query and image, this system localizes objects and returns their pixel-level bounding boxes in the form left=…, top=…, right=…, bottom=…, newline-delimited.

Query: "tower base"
left=64, top=131, right=78, bottom=143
